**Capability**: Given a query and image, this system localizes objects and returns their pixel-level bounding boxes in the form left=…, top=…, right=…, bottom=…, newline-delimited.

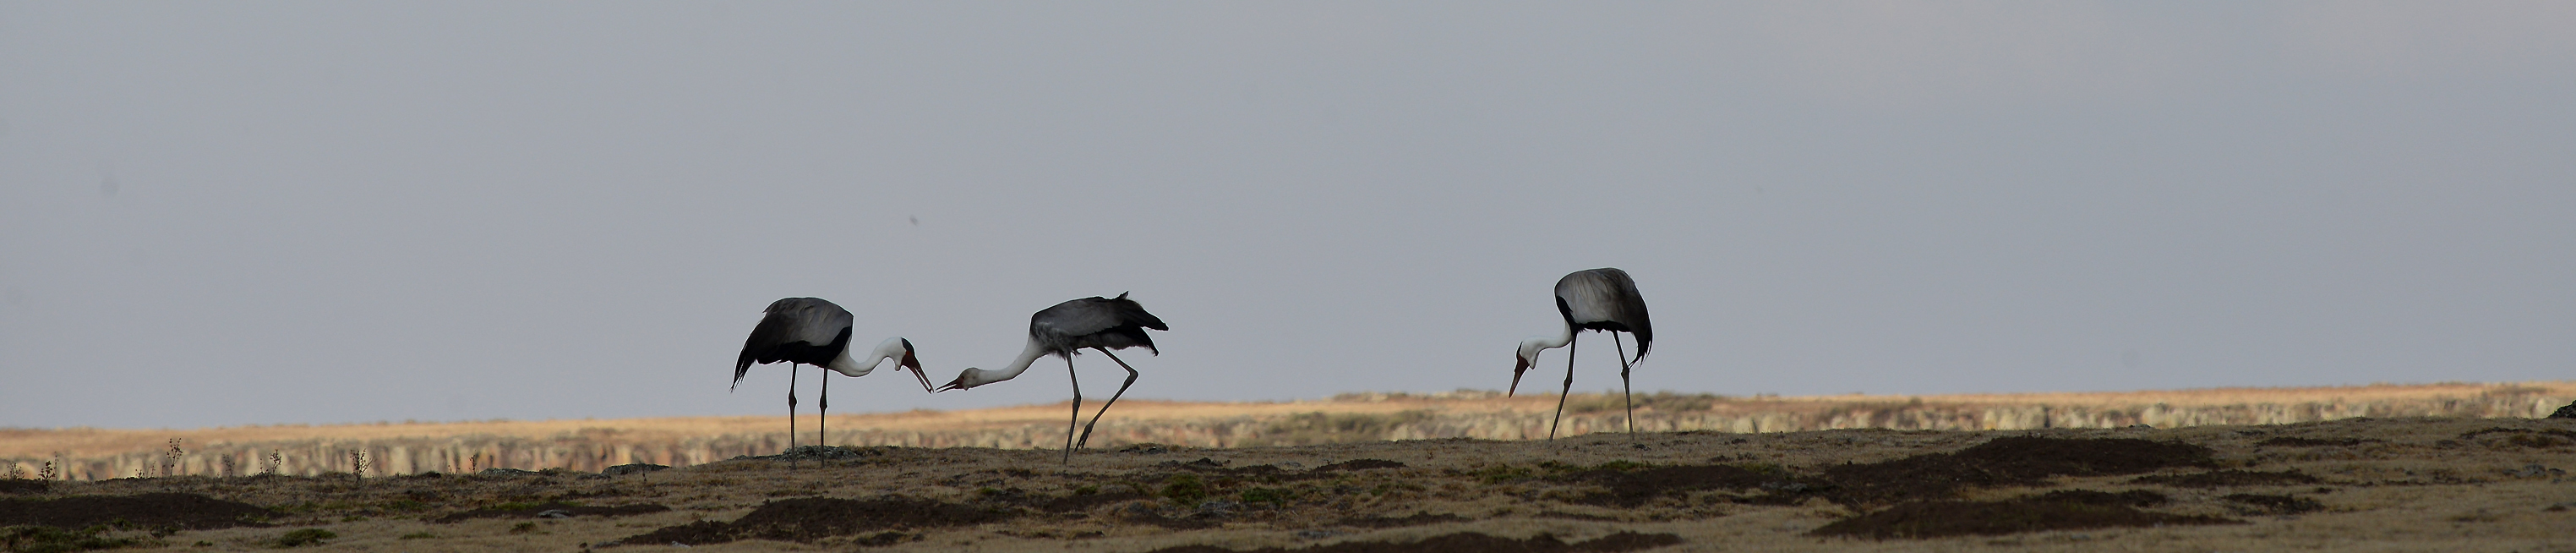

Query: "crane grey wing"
left=767, top=297, right=854, bottom=347
left=1556, top=268, right=1651, bottom=359
left=735, top=298, right=854, bottom=386
left=1031, top=293, right=1167, bottom=353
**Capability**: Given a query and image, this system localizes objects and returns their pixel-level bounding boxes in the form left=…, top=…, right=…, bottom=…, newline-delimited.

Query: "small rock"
left=536, top=509, right=575, bottom=519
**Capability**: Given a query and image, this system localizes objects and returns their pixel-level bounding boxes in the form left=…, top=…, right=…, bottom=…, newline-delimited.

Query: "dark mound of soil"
left=743, top=446, right=881, bottom=462
left=618, top=496, right=1012, bottom=545
left=1338, top=512, right=1469, bottom=528
left=1810, top=490, right=2235, bottom=539
left=1820, top=436, right=2213, bottom=506
left=2222, top=493, right=2322, bottom=515
left=2131, top=469, right=2321, bottom=488
left=2551, top=400, right=2576, bottom=419
left=430, top=501, right=669, bottom=523
left=2028, top=489, right=2169, bottom=507
left=0, top=493, right=273, bottom=530
left=1314, top=459, right=1407, bottom=472
left=1143, top=531, right=1683, bottom=553
left=0, top=480, right=46, bottom=495
left=623, top=520, right=732, bottom=545
left=603, top=463, right=669, bottom=476
left=2256, top=436, right=2376, bottom=447
left=1567, top=464, right=1793, bottom=507
left=2459, top=427, right=2576, bottom=448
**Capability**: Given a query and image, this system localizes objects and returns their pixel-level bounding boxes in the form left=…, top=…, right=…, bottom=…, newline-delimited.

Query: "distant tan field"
left=5, top=381, right=2568, bottom=481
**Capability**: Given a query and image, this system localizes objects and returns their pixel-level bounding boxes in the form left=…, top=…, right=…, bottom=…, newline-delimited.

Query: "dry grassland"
left=4, top=381, right=2570, bottom=480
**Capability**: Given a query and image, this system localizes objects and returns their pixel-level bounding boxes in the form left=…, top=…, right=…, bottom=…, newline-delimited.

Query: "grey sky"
left=3, top=3, right=2572, bottom=430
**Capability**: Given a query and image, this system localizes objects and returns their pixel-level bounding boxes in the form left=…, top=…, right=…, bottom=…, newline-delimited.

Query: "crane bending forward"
left=734, top=297, right=929, bottom=451
left=1511, top=268, right=1653, bottom=440
left=937, top=293, right=1168, bottom=463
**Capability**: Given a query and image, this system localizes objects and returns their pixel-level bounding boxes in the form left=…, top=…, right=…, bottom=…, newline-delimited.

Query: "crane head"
left=898, top=339, right=932, bottom=393
left=936, top=368, right=984, bottom=393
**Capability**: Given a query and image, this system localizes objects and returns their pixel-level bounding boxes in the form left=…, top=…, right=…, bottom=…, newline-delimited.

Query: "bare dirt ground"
left=7, top=415, right=2576, bottom=552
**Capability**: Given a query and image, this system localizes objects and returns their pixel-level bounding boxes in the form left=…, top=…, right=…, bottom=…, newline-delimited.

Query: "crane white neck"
left=826, top=337, right=911, bottom=378
left=1519, top=322, right=1575, bottom=360
left=955, top=336, right=1050, bottom=390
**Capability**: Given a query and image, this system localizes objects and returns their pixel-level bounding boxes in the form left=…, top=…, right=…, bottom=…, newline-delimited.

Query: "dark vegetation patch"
left=275, top=528, right=337, bottom=547
left=1337, top=512, right=1469, bottom=528
left=1809, top=490, right=2234, bottom=539
left=1819, top=436, right=2213, bottom=506
left=4, top=524, right=139, bottom=552
left=430, top=501, right=669, bottom=523
left=602, top=463, right=669, bottom=476
left=1152, top=458, right=1298, bottom=479
left=0, top=493, right=273, bottom=530
left=2027, top=489, right=2169, bottom=507
left=1538, top=437, right=2213, bottom=508
left=1142, top=531, right=1683, bottom=553
left=853, top=530, right=920, bottom=547
left=1565, top=464, right=1791, bottom=507
left=2458, top=428, right=2576, bottom=448
left=740, top=445, right=885, bottom=463
left=0, top=481, right=46, bottom=495
left=2221, top=494, right=2323, bottom=515
left=2255, top=436, right=2377, bottom=447
left=1313, top=459, right=1406, bottom=472
left=2131, top=469, right=2322, bottom=488
left=622, top=520, right=731, bottom=546
left=618, top=496, right=1010, bottom=545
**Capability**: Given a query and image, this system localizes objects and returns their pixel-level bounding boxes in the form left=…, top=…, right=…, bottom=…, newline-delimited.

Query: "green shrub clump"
left=1161, top=474, right=1208, bottom=506
left=276, top=528, right=337, bottom=547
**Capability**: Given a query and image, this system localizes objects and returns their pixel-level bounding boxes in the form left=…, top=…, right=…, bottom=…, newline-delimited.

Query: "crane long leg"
left=787, top=364, right=800, bottom=452
left=1074, top=348, right=1140, bottom=452
left=1614, top=332, right=1634, bottom=438
left=1549, top=334, right=1578, bottom=440
left=819, top=369, right=829, bottom=450
left=1064, top=355, right=1082, bottom=464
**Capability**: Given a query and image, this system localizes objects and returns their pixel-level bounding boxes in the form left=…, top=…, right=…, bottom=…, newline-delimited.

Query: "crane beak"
left=901, top=351, right=934, bottom=393
left=936, top=370, right=973, bottom=393
left=1509, top=353, right=1532, bottom=397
